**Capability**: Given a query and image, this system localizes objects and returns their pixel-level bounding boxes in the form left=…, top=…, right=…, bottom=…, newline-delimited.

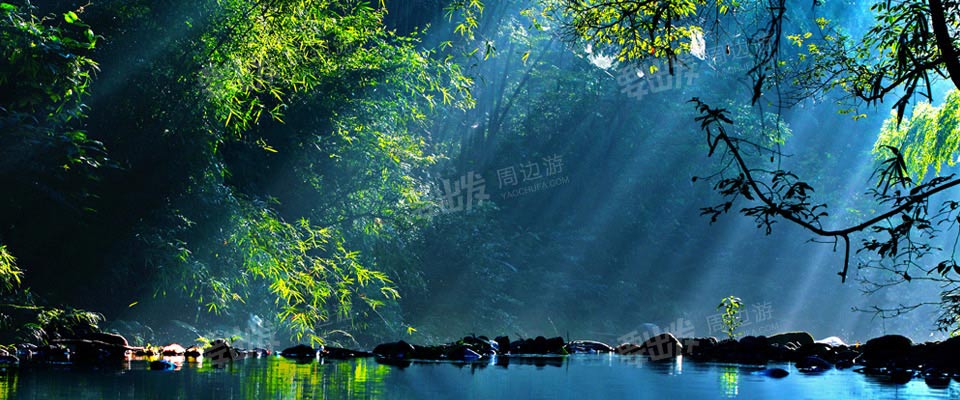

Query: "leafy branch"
left=691, top=98, right=960, bottom=285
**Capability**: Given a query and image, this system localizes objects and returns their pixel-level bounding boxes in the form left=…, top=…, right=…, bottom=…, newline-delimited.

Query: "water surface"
left=4, top=355, right=960, bottom=399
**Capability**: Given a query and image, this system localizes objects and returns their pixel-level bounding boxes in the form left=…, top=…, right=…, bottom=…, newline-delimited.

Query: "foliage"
left=0, top=246, right=21, bottom=293
left=0, top=1, right=105, bottom=174
left=717, top=295, right=743, bottom=339
left=558, top=0, right=726, bottom=68
left=874, top=90, right=960, bottom=182
left=23, top=307, right=104, bottom=344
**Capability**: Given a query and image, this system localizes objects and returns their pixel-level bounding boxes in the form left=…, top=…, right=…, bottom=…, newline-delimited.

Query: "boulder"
left=860, top=334, right=913, bottom=367
left=925, top=336, right=960, bottom=369
left=639, top=333, right=683, bottom=361
left=923, top=368, right=951, bottom=389
left=447, top=346, right=482, bottom=361
left=184, top=346, right=203, bottom=358
left=511, top=336, right=566, bottom=354
left=149, top=359, right=177, bottom=370
left=82, top=332, right=129, bottom=347
left=37, top=344, right=71, bottom=363
left=615, top=343, right=644, bottom=356
left=280, top=344, right=317, bottom=360
left=161, top=343, right=185, bottom=356
left=321, top=347, right=370, bottom=359
left=767, top=332, right=815, bottom=348
left=757, top=368, right=789, bottom=378
left=796, top=342, right=836, bottom=362
left=679, top=337, right=718, bottom=359
left=372, top=341, right=416, bottom=359
left=565, top=340, right=615, bottom=354
left=494, top=336, right=510, bottom=355
left=796, top=355, right=832, bottom=373
left=203, top=339, right=239, bottom=367
left=460, top=336, right=497, bottom=356
left=815, top=336, right=847, bottom=347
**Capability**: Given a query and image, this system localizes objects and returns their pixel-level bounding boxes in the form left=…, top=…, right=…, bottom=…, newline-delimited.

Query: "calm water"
left=3, top=355, right=960, bottom=399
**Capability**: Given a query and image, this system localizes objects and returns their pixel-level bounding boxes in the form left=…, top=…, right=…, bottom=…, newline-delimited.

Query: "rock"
left=767, top=332, right=815, bottom=348
left=280, top=344, right=317, bottom=360
left=565, top=340, right=615, bottom=354
left=511, top=336, right=566, bottom=355
left=149, top=360, right=177, bottom=370
left=925, top=336, right=960, bottom=369
left=615, top=343, right=644, bottom=356
left=0, top=354, right=19, bottom=367
left=679, top=337, right=717, bottom=358
left=161, top=344, right=185, bottom=356
left=15, top=343, right=37, bottom=360
left=860, top=335, right=913, bottom=367
left=53, top=333, right=133, bottom=364
left=184, top=346, right=203, bottom=358
left=815, top=336, right=847, bottom=347
left=82, top=332, right=129, bottom=348
left=203, top=339, right=239, bottom=367
left=889, top=368, right=916, bottom=385
left=321, top=347, right=370, bottom=359
left=448, top=346, right=482, bottom=361
left=459, top=336, right=497, bottom=356
left=735, top=336, right=772, bottom=363
left=796, top=342, right=836, bottom=363
left=639, top=333, right=682, bottom=361
left=37, top=344, right=70, bottom=363
left=757, top=368, right=789, bottom=378
left=135, top=347, right=158, bottom=357
left=923, top=368, right=951, bottom=389
left=796, top=356, right=832, bottom=373
left=494, top=336, right=510, bottom=355
left=373, top=341, right=416, bottom=359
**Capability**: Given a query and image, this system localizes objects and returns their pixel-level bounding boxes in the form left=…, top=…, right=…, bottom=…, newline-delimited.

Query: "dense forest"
left=3, top=0, right=960, bottom=350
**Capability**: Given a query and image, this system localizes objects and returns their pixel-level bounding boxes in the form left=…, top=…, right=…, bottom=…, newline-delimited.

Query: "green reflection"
left=719, top=366, right=739, bottom=398
left=198, top=357, right=392, bottom=399
left=0, top=371, right=16, bottom=400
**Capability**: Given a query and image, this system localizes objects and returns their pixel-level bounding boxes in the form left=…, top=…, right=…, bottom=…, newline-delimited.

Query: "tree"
left=554, top=0, right=960, bottom=332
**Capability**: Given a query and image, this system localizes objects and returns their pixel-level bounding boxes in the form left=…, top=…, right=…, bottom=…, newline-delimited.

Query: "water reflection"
left=4, top=356, right=960, bottom=399
left=719, top=365, right=740, bottom=398
left=0, top=371, right=17, bottom=400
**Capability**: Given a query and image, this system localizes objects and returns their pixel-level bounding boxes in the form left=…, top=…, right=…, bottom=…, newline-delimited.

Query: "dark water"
left=3, top=355, right=960, bottom=399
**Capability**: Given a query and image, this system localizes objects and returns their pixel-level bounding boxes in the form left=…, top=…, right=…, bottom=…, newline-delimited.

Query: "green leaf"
left=64, top=11, right=79, bottom=24
left=0, top=3, right=16, bottom=11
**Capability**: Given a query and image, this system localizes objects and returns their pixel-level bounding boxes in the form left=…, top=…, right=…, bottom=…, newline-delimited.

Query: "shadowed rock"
left=860, top=334, right=913, bottom=367
left=639, top=333, right=683, bottom=361
left=565, top=340, right=615, bottom=354
left=280, top=344, right=317, bottom=360
left=767, top=332, right=814, bottom=349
